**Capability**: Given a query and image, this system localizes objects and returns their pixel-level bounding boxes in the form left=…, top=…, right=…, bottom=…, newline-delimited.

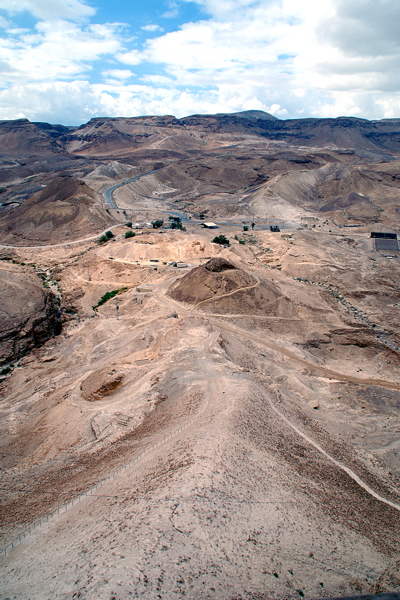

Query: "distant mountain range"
left=2, top=111, right=400, bottom=156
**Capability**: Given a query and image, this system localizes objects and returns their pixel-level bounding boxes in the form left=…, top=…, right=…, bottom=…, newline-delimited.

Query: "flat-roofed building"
left=374, top=238, right=399, bottom=252
left=203, top=222, right=218, bottom=229
left=371, top=232, right=398, bottom=239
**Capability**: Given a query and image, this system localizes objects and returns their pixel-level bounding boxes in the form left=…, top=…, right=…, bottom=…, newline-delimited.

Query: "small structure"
left=136, top=284, right=153, bottom=293
left=270, top=225, right=280, bottom=232
left=203, top=222, right=218, bottom=229
left=281, top=233, right=293, bottom=240
left=371, top=232, right=399, bottom=252
left=176, top=262, right=188, bottom=268
left=375, top=239, right=399, bottom=252
left=371, top=232, right=397, bottom=239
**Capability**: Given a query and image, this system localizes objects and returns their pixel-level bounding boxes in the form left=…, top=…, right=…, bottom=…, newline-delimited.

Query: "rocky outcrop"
left=168, top=258, right=256, bottom=305
left=0, top=263, right=61, bottom=366
left=0, top=118, right=69, bottom=154
left=168, top=257, right=294, bottom=317
left=80, top=367, right=124, bottom=401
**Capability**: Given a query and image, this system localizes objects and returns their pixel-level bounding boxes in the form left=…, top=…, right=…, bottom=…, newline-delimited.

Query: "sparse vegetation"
left=98, top=230, right=114, bottom=244
left=93, top=287, right=128, bottom=309
left=212, top=234, right=230, bottom=246
left=169, top=216, right=183, bottom=230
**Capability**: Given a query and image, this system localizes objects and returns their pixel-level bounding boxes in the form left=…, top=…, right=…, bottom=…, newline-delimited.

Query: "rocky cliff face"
left=0, top=118, right=70, bottom=155
left=3, top=112, right=400, bottom=158
left=0, top=262, right=61, bottom=366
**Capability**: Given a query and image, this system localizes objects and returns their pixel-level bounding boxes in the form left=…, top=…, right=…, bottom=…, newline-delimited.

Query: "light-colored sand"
left=1, top=224, right=399, bottom=600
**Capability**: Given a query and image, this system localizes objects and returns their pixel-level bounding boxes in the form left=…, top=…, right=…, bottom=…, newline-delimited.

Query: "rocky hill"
left=0, top=118, right=70, bottom=155
left=0, top=176, right=116, bottom=246
left=0, top=261, right=61, bottom=366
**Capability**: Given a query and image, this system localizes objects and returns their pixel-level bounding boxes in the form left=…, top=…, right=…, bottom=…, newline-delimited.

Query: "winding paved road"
left=104, top=168, right=164, bottom=209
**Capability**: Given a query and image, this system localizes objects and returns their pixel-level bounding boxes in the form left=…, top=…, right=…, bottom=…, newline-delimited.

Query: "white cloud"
left=162, top=1, right=180, bottom=18
left=135, top=0, right=400, bottom=120
left=0, top=0, right=95, bottom=21
left=1, top=0, right=400, bottom=123
left=0, top=81, right=103, bottom=123
left=0, top=20, right=123, bottom=85
left=320, top=0, right=400, bottom=58
left=181, top=0, right=262, bottom=20
left=102, top=69, right=134, bottom=80
left=0, top=15, right=10, bottom=28
left=141, top=24, right=163, bottom=32
left=143, top=18, right=282, bottom=73
left=116, top=49, right=143, bottom=66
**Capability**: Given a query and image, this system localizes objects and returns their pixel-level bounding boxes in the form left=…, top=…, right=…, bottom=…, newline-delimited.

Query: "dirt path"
left=153, top=275, right=400, bottom=392
left=263, top=390, right=400, bottom=512
left=212, top=319, right=400, bottom=391
left=0, top=224, right=122, bottom=250
left=153, top=136, right=171, bottom=149
left=195, top=282, right=259, bottom=307
left=148, top=278, right=400, bottom=511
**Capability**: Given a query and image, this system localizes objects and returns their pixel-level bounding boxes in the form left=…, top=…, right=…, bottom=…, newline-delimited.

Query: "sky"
left=0, top=0, right=400, bottom=125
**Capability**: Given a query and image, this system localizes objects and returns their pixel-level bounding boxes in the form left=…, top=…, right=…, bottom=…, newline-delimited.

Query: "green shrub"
left=99, top=230, right=114, bottom=244
left=212, top=234, right=230, bottom=246
left=243, top=225, right=249, bottom=231
left=170, top=220, right=183, bottom=230
left=169, top=216, right=183, bottom=229
left=93, top=287, right=128, bottom=309
left=125, top=230, right=135, bottom=239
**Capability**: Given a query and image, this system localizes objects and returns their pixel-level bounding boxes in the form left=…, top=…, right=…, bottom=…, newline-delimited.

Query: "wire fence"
left=0, top=411, right=203, bottom=557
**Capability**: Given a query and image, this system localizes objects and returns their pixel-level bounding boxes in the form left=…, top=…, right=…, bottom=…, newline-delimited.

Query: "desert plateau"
left=0, top=111, right=399, bottom=600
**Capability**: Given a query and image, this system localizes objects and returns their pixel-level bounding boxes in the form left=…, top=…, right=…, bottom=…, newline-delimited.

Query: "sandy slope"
left=0, top=225, right=399, bottom=600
